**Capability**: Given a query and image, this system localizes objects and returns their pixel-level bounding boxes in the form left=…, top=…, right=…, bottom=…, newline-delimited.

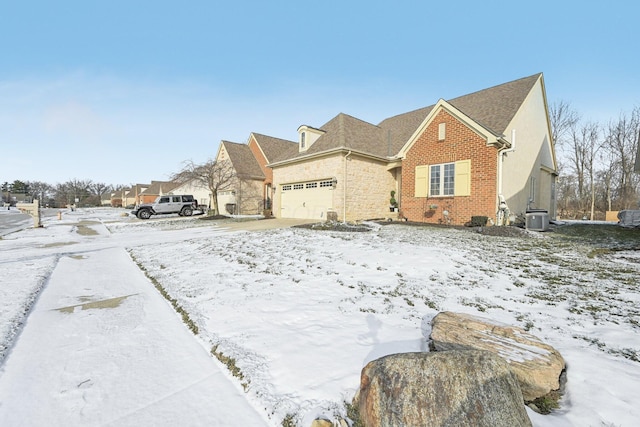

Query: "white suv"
left=131, top=195, right=197, bottom=219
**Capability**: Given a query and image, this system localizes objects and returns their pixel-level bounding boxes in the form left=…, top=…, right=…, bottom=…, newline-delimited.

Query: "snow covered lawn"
left=1, top=208, right=639, bottom=426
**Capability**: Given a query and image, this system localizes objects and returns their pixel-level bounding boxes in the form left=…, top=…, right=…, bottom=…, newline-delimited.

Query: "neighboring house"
left=137, top=181, right=179, bottom=205
left=119, top=186, right=143, bottom=208
left=171, top=179, right=213, bottom=210
left=110, top=191, right=123, bottom=207
left=100, top=193, right=111, bottom=206
left=268, top=73, right=556, bottom=225
left=247, top=132, right=299, bottom=214
left=215, top=141, right=266, bottom=215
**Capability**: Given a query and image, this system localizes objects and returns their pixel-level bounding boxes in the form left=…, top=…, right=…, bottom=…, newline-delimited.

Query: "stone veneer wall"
left=272, top=153, right=396, bottom=221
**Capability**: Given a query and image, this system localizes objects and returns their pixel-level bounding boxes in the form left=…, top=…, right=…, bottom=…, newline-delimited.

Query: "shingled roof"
left=222, top=140, right=265, bottom=179
left=251, top=133, right=298, bottom=163
left=378, top=105, right=435, bottom=157
left=447, top=73, right=541, bottom=136
left=296, top=113, right=389, bottom=157
left=272, top=73, right=542, bottom=165
left=140, top=180, right=179, bottom=195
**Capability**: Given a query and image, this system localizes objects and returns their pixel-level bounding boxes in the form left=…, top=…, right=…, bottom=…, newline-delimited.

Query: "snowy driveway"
left=0, top=211, right=270, bottom=426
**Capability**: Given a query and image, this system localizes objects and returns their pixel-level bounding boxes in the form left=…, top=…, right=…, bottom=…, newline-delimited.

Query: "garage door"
left=280, top=179, right=334, bottom=219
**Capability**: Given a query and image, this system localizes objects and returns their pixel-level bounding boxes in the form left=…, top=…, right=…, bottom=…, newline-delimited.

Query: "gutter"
left=343, top=151, right=352, bottom=222
left=497, top=130, right=515, bottom=222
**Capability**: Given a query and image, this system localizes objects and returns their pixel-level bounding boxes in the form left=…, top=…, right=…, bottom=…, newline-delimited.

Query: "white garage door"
left=280, top=179, right=334, bottom=219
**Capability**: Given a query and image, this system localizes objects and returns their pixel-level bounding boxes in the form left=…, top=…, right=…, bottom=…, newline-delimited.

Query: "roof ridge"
left=447, top=73, right=541, bottom=103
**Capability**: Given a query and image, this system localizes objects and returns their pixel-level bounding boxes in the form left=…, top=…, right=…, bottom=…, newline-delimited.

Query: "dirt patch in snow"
left=197, top=215, right=232, bottom=221
left=293, top=221, right=373, bottom=232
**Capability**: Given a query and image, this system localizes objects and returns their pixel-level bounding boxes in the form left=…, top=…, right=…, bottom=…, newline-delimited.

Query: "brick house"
left=214, top=141, right=263, bottom=215
left=398, top=73, right=556, bottom=225
left=112, top=184, right=149, bottom=208
left=137, top=181, right=179, bottom=205
left=267, top=73, right=556, bottom=225
left=247, top=133, right=299, bottom=214
left=213, top=135, right=298, bottom=216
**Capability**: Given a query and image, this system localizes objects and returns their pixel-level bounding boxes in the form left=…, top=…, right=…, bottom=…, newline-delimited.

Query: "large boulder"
left=429, top=311, right=565, bottom=402
left=356, top=350, right=532, bottom=427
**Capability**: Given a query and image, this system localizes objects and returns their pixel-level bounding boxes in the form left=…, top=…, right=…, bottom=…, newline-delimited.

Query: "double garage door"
left=280, top=179, right=334, bottom=219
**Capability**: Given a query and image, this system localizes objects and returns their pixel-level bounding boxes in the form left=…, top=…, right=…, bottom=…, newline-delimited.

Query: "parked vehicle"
left=131, top=195, right=198, bottom=219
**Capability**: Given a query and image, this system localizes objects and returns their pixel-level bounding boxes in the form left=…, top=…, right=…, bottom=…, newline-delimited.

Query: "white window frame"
left=429, top=162, right=455, bottom=196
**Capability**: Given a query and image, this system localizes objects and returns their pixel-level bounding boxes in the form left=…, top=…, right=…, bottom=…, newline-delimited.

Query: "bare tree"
left=597, top=153, right=616, bottom=212
left=26, top=181, right=54, bottom=205
left=89, top=182, right=113, bottom=206
left=605, top=107, right=640, bottom=209
left=549, top=101, right=580, bottom=150
left=55, top=179, right=93, bottom=207
left=173, top=159, right=236, bottom=215
left=550, top=101, right=582, bottom=218
left=582, top=122, right=603, bottom=220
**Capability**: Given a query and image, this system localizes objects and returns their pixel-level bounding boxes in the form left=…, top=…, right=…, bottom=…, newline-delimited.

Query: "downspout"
left=497, top=129, right=516, bottom=225
left=343, top=150, right=352, bottom=223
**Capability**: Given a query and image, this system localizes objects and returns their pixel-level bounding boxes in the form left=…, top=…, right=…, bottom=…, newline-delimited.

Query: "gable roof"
left=251, top=133, right=299, bottom=163
left=140, top=180, right=179, bottom=195
left=222, top=140, right=265, bottom=179
left=309, top=113, right=388, bottom=155
left=378, top=106, right=435, bottom=157
left=270, top=73, right=543, bottom=166
left=447, top=73, right=541, bottom=136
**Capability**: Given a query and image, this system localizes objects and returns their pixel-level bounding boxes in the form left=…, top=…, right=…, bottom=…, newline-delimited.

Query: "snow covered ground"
left=1, top=207, right=639, bottom=426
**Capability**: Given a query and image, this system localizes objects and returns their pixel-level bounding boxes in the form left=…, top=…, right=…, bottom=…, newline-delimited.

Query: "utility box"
left=525, top=210, right=549, bottom=231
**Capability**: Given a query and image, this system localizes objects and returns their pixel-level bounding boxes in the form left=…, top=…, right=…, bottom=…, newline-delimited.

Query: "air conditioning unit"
left=525, top=211, right=549, bottom=231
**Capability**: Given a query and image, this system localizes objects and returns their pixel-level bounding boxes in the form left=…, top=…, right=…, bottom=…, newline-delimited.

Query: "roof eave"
left=268, top=146, right=391, bottom=168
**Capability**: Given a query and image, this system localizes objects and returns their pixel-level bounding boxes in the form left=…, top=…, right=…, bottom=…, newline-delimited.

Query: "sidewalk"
left=0, top=245, right=270, bottom=426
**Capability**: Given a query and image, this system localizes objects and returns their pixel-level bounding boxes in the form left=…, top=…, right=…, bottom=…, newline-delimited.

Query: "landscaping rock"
left=429, top=311, right=565, bottom=402
left=355, top=350, right=532, bottom=427
left=310, top=418, right=332, bottom=427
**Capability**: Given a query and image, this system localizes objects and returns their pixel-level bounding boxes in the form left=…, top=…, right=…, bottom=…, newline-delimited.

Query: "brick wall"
left=401, top=110, right=498, bottom=225
left=248, top=136, right=271, bottom=184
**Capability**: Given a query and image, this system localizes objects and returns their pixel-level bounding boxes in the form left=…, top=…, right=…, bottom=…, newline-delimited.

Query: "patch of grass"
left=588, top=248, right=612, bottom=258
left=344, top=401, right=364, bottom=427
left=129, top=252, right=199, bottom=335
left=211, top=344, right=249, bottom=391
left=530, top=390, right=561, bottom=414
left=459, top=297, right=504, bottom=312
left=422, top=296, right=438, bottom=310
left=553, top=223, right=640, bottom=250
left=281, top=413, right=298, bottom=427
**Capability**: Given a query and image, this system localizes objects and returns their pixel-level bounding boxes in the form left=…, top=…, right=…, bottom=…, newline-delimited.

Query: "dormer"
left=297, top=125, right=324, bottom=152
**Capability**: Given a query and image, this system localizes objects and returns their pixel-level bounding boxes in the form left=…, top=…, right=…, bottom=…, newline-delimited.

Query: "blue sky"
left=1, top=1, right=638, bottom=186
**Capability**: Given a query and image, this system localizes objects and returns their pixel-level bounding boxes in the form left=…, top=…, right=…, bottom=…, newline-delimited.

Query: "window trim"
left=438, top=122, right=446, bottom=141
left=430, top=162, right=455, bottom=197
left=415, top=160, right=471, bottom=198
